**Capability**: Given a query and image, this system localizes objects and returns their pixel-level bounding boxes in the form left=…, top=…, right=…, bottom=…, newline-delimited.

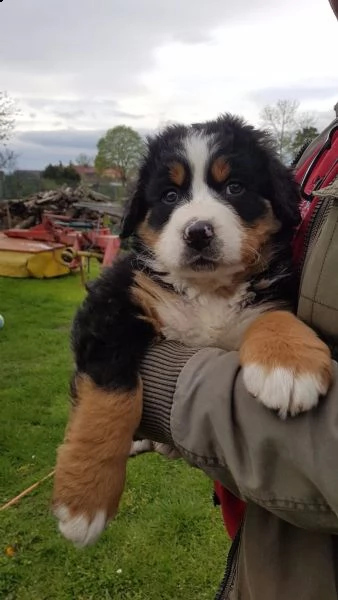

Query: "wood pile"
left=0, top=185, right=123, bottom=229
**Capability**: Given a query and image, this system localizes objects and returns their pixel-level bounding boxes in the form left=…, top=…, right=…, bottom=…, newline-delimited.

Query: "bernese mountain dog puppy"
left=52, top=114, right=333, bottom=548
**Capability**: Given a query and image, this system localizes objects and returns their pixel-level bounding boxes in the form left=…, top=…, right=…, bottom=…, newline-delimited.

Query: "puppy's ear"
left=267, top=157, right=301, bottom=228
left=257, top=130, right=301, bottom=228
left=119, top=173, right=147, bottom=239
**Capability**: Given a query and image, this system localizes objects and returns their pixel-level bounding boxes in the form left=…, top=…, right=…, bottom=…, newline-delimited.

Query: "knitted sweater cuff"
left=137, top=340, right=201, bottom=445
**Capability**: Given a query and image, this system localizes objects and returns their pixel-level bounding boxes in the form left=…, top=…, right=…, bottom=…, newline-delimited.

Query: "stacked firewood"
left=0, top=185, right=123, bottom=229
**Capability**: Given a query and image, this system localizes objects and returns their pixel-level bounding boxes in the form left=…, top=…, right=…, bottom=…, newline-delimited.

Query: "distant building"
left=73, top=165, right=123, bottom=184
left=102, top=167, right=123, bottom=180
left=72, top=165, right=98, bottom=183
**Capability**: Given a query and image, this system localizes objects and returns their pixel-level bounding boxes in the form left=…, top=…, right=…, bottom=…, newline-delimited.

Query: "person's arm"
left=137, top=340, right=338, bottom=533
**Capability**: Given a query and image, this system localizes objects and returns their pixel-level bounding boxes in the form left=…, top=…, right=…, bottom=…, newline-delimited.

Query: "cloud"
left=16, top=130, right=104, bottom=150
left=1, top=0, right=337, bottom=168
left=14, top=97, right=147, bottom=131
left=1, top=0, right=270, bottom=99
left=250, top=83, right=338, bottom=108
left=11, top=130, right=100, bottom=169
left=11, top=128, right=152, bottom=169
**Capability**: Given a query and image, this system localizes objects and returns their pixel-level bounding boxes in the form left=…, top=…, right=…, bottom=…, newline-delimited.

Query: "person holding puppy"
left=137, top=173, right=338, bottom=600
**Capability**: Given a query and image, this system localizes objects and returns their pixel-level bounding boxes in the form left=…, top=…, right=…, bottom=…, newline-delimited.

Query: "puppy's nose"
left=183, top=221, right=215, bottom=251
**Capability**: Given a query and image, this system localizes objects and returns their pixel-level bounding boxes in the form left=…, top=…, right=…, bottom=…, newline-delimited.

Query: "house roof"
left=73, top=165, right=122, bottom=179
left=73, top=165, right=96, bottom=176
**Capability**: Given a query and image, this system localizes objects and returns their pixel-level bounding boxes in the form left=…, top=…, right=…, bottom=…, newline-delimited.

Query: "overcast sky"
left=1, top=0, right=337, bottom=169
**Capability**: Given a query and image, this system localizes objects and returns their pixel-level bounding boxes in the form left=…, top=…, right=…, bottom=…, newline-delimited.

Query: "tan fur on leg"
left=52, top=375, right=143, bottom=547
left=240, top=311, right=333, bottom=418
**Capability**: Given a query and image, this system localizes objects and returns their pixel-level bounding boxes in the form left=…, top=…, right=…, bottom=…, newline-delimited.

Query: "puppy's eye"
left=163, top=190, right=178, bottom=204
left=226, top=182, right=244, bottom=196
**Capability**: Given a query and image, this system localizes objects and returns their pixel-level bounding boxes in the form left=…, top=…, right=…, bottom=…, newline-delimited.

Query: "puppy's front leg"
left=239, top=310, right=333, bottom=418
left=51, top=261, right=160, bottom=547
left=52, top=375, right=142, bottom=547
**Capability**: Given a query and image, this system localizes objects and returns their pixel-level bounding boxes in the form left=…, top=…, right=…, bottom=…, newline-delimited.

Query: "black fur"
left=71, top=254, right=156, bottom=392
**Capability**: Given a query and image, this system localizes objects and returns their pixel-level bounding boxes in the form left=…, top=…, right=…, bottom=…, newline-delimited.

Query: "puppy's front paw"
left=240, top=311, right=333, bottom=418
left=52, top=442, right=126, bottom=548
left=242, top=364, right=329, bottom=418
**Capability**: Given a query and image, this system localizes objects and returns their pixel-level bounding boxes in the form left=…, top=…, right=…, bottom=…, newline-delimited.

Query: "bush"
left=42, top=162, right=80, bottom=186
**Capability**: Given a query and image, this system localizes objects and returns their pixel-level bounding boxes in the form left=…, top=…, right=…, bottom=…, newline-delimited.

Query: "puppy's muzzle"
left=183, top=221, right=215, bottom=251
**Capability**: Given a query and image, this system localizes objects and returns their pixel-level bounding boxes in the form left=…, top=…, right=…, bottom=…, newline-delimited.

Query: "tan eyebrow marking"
left=211, top=156, right=231, bottom=183
left=168, top=161, right=186, bottom=186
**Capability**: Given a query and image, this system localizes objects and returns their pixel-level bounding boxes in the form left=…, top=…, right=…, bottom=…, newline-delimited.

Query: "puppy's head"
left=120, top=115, right=300, bottom=282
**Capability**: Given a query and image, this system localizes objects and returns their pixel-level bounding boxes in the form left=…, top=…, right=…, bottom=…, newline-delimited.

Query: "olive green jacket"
left=138, top=180, right=338, bottom=599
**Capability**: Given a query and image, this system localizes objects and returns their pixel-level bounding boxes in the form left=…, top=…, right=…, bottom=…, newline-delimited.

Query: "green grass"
left=0, top=272, right=228, bottom=600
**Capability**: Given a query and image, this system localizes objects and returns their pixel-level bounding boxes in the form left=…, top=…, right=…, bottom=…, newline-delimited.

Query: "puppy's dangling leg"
left=52, top=375, right=143, bottom=547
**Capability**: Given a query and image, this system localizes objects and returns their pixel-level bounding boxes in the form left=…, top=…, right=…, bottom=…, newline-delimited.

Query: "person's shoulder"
left=298, top=179, right=338, bottom=352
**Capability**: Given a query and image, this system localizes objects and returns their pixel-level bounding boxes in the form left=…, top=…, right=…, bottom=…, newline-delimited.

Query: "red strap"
left=292, top=196, right=322, bottom=269
left=214, top=482, right=246, bottom=539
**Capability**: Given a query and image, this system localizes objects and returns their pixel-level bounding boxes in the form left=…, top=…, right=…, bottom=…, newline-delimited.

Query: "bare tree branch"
left=0, top=148, right=18, bottom=171
left=0, top=91, right=19, bottom=172
left=75, top=153, right=94, bottom=167
left=0, top=92, right=18, bottom=144
left=260, top=99, right=301, bottom=161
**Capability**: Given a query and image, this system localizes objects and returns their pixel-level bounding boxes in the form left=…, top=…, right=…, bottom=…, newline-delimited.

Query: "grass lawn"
left=0, top=271, right=228, bottom=600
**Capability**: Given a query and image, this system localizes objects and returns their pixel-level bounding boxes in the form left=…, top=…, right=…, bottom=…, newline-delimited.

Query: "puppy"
left=52, top=114, right=332, bottom=548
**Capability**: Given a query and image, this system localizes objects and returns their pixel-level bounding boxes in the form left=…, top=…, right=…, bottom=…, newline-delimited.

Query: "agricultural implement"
left=0, top=201, right=122, bottom=280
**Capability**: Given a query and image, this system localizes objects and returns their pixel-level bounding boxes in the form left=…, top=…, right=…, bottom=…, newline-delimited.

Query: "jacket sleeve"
left=137, top=340, right=338, bottom=533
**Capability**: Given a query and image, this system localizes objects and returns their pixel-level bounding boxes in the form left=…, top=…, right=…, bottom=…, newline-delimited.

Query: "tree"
left=260, top=100, right=299, bottom=162
left=0, top=92, right=19, bottom=170
left=42, top=162, right=80, bottom=186
left=75, top=153, right=94, bottom=167
left=0, top=92, right=16, bottom=144
left=95, top=125, right=144, bottom=184
left=291, top=126, right=319, bottom=159
left=260, top=99, right=316, bottom=163
left=0, top=148, right=18, bottom=172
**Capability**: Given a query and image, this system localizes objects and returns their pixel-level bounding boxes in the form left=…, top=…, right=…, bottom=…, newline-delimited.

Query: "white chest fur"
left=155, top=283, right=266, bottom=351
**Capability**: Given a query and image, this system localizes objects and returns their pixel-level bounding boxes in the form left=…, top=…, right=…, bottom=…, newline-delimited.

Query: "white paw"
left=129, top=439, right=154, bottom=457
left=54, top=505, right=107, bottom=547
left=243, top=364, right=328, bottom=419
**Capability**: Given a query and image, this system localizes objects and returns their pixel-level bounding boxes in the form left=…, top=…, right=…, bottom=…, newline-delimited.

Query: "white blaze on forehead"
left=183, top=131, right=213, bottom=192
left=155, top=131, right=243, bottom=273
